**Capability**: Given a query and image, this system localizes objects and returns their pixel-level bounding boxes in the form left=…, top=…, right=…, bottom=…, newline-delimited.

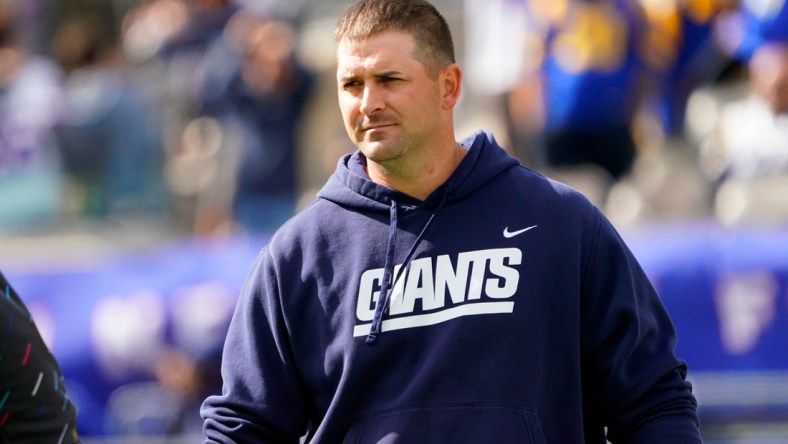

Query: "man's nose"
left=360, top=85, right=384, bottom=115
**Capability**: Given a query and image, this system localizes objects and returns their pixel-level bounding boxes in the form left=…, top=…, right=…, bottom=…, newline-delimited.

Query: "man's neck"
left=366, top=141, right=468, bottom=201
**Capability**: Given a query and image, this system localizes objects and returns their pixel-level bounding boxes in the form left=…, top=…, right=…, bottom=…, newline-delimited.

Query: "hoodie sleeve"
left=201, top=249, right=308, bottom=443
left=579, top=209, right=702, bottom=444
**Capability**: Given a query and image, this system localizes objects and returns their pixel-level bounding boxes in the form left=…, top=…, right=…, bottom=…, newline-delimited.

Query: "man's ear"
left=440, top=63, right=462, bottom=110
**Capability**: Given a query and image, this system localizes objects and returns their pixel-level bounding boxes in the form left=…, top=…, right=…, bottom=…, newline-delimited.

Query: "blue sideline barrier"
left=4, top=234, right=265, bottom=436
left=3, top=222, right=788, bottom=436
left=626, top=223, right=788, bottom=424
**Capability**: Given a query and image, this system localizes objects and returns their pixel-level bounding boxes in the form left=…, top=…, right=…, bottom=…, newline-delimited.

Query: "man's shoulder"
left=265, top=198, right=351, bottom=254
left=501, top=164, right=598, bottom=209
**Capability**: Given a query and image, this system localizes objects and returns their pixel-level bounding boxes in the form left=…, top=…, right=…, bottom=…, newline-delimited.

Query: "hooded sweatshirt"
left=201, top=131, right=701, bottom=443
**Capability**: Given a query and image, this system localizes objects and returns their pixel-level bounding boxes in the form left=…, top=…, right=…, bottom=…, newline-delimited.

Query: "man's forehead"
left=337, top=31, right=415, bottom=60
left=336, top=32, right=418, bottom=75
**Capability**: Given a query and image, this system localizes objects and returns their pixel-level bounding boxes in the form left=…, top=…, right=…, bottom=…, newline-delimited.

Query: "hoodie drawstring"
left=366, top=200, right=399, bottom=344
left=366, top=191, right=449, bottom=345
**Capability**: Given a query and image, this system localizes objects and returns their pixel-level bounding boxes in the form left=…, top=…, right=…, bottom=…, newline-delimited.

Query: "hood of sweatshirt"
left=316, top=131, right=520, bottom=344
left=317, top=130, right=520, bottom=213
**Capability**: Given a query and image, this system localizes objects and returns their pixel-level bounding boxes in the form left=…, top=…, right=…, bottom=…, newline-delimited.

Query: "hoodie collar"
left=318, top=130, right=519, bottom=212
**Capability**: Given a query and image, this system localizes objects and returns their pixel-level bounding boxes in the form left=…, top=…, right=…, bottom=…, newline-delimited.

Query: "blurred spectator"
left=497, top=0, right=652, bottom=203
left=691, top=0, right=788, bottom=224
left=0, top=1, right=65, bottom=232
left=159, top=0, right=240, bottom=59
left=196, top=9, right=314, bottom=233
left=119, top=0, right=318, bottom=235
left=120, top=0, right=240, bottom=126
left=638, top=0, right=737, bottom=138
left=121, top=0, right=242, bottom=233
left=726, top=0, right=788, bottom=113
left=749, top=43, right=788, bottom=113
left=152, top=339, right=223, bottom=434
left=0, top=270, right=80, bottom=443
left=52, top=14, right=166, bottom=219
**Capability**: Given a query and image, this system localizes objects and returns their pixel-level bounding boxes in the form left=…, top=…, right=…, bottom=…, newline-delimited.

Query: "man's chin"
left=358, top=140, right=401, bottom=163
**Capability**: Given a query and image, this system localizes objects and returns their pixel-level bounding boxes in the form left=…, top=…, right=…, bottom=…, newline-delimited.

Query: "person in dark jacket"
left=0, top=271, right=79, bottom=443
left=201, top=0, right=702, bottom=442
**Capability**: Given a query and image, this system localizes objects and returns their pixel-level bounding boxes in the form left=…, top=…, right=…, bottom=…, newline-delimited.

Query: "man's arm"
left=579, top=210, right=702, bottom=444
left=201, top=249, right=309, bottom=443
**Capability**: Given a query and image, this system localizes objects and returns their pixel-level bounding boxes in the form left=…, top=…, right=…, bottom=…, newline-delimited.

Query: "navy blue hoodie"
left=202, top=131, right=701, bottom=443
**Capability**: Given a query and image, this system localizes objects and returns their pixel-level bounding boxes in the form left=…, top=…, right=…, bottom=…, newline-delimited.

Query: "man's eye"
left=381, top=77, right=399, bottom=83
left=343, top=81, right=360, bottom=89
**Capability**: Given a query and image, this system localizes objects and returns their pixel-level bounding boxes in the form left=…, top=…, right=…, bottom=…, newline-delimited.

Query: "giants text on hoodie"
left=354, top=247, right=523, bottom=336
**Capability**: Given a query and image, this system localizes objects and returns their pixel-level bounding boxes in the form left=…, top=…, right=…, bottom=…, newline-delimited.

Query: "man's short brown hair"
left=335, top=0, right=455, bottom=73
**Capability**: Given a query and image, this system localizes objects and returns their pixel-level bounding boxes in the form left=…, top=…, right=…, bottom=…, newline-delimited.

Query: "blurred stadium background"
left=1, top=0, right=787, bottom=442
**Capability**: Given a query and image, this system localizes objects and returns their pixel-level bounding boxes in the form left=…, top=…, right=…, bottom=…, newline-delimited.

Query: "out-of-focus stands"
left=0, top=0, right=327, bottom=239
left=0, top=2, right=785, bottom=237
left=463, top=0, right=788, bottom=231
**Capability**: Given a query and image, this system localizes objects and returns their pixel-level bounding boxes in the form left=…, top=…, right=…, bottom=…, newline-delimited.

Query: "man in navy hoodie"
left=201, top=0, right=703, bottom=442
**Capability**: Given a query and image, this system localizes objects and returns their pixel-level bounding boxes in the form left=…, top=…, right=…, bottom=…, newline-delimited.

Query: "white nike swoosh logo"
left=503, top=225, right=538, bottom=238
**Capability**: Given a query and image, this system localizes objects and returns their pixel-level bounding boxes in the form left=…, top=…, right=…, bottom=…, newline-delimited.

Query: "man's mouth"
left=362, top=124, right=393, bottom=131
left=360, top=120, right=396, bottom=131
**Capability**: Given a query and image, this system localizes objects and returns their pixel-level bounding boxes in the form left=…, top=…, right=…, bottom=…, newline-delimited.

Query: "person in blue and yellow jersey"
left=505, top=0, right=737, bottom=185
left=637, top=0, right=737, bottom=136
left=506, top=0, right=650, bottom=183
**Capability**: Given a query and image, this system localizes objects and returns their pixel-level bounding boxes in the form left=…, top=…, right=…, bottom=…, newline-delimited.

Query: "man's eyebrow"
left=338, top=70, right=404, bottom=82
left=376, top=70, right=403, bottom=78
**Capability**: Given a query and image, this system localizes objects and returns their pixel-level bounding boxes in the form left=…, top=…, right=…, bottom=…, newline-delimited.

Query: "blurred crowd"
left=0, top=0, right=786, bottom=439
left=463, top=0, right=788, bottom=227
left=0, top=0, right=330, bottom=238
left=0, top=0, right=786, bottom=238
